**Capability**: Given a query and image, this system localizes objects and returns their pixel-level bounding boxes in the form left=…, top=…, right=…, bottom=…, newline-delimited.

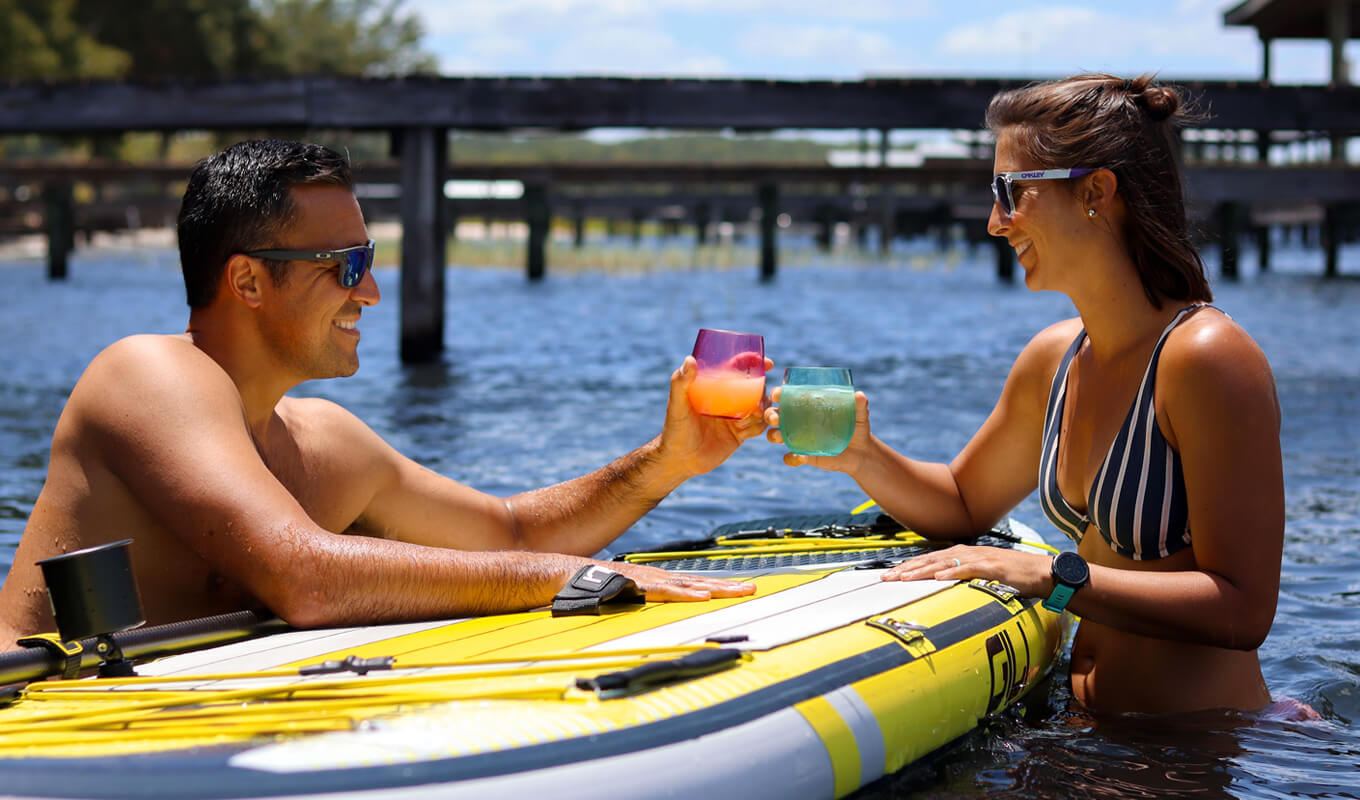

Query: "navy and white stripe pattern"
left=1038, top=306, right=1204, bottom=560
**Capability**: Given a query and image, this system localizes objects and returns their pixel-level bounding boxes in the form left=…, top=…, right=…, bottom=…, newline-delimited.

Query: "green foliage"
left=0, top=0, right=435, bottom=81
left=255, top=0, right=437, bottom=77
left=0, top=0, right=129, bottom=79
left=70, top=0, right=265, bottom=79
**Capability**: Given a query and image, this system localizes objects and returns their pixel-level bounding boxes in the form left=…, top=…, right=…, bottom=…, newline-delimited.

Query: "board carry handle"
left=575, top=648, right=744, bottom=693
left=0, top=610, right=288, bottom=688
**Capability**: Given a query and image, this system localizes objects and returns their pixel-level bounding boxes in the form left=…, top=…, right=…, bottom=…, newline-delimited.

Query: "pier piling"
left=1217, top=202, right=1245, bottom=279
left=43, top=182, right=74, bottom=281
left=759, top=183, right=778, bottom=281
left=397, top=127, right=448, bottom=364
left=525, top=184, right=549, bottom=281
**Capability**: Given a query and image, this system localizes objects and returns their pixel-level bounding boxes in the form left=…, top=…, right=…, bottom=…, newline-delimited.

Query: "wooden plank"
left=1, top=77, right=1358, bottom=134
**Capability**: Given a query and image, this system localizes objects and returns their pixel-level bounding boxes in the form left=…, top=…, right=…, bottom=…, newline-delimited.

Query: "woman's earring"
left=1087, top=209, right=1096, bottom=218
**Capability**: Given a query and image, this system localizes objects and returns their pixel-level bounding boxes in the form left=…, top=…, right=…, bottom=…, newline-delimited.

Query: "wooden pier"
left=2, top=76, right=1358, bottom=361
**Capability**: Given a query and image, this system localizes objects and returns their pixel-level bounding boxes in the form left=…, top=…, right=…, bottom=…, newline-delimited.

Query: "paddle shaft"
left=0, top=610, right=288, bottom=687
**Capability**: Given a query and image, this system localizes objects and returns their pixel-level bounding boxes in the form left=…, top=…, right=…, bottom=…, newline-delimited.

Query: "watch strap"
left=1042, top=582, right=1076, bottom=613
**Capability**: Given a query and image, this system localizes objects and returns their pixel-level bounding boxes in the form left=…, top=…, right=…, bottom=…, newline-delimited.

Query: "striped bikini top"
left=1038, top=305, right=1206, bottom=560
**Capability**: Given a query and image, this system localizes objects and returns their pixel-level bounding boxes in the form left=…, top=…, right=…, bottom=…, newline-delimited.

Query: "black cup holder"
left=36, top=539, right=145, bottom=677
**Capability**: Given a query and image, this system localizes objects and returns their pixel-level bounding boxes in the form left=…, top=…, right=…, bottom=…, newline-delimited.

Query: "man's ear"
left=224, top=254, right=265, bottom=308
left=1081, top=168, right=1119, bottom=216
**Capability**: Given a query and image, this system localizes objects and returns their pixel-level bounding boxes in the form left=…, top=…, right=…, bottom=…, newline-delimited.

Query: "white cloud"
left=738, top=24, right=908, bottom=69
left=409, top=0, right=655, bottom=37
left=660, top=0, right=933, bottom=19
left=549, top=27, right=731, bottom=76
left=939, top=5, right=1258, bottom=77
left=409, top=0, right=931, bottom=38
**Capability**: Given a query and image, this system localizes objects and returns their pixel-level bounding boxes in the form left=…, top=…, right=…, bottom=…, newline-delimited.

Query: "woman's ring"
left=952, top=558, right=961, bottom=568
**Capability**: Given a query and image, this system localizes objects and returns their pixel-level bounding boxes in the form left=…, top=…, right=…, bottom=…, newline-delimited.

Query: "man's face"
left=258, top=185, right=379, bottom=381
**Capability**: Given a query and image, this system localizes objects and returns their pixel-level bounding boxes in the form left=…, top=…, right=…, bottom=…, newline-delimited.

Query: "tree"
left=70, top=0, right=265, bottom=79
left=254, top=0, right=436, bottom=77
left=0, top=0, right=128, bottom=80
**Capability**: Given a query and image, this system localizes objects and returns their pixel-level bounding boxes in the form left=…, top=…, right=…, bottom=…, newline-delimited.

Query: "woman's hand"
left=882, top=544, right=1054, bottom=599
left=765, top=387, right=872, bottom=474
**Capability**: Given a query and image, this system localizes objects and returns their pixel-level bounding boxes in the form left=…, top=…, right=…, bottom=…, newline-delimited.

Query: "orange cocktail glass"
left=686, top=328, right=765, bottom=418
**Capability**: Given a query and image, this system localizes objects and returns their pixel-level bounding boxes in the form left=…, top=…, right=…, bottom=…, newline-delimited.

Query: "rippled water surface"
left=2, top=240, right=1357, bottom=798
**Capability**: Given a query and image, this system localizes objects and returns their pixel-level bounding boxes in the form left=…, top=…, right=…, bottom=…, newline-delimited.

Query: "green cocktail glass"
left=779, top=367, right=855, bottom=456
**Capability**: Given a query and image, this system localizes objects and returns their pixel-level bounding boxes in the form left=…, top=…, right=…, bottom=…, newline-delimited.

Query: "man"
left=0, top=140, right=761, bottom=650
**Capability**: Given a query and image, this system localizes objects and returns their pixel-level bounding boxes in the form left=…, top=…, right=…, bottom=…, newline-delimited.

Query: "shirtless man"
left=0, top=140, right=760, bottom=650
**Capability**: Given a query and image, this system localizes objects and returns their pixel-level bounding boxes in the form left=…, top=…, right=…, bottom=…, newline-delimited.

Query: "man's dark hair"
left=176, top=140, right=353, bottom=308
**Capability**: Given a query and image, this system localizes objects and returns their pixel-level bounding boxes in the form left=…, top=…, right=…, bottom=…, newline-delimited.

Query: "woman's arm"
left=886, top=314, right=1284, bottom=650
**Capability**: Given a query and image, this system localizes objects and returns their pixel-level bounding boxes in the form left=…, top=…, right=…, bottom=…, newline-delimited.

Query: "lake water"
left=2, top=237, right=1357, bottom=798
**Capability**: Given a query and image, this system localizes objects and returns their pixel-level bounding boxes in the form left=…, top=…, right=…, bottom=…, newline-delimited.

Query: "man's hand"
left=605, top=560, right=757, bottom=601
left=656, top=355, right=772, bottom=481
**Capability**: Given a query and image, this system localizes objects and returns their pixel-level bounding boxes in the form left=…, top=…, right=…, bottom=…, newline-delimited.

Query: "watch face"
left=1053, top=552, right=1089, bottom=586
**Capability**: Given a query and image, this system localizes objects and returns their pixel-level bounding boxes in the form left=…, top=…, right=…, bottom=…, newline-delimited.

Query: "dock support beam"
left=1216, top=202, right=1244, bottom=279
left=815, top=203, right=833, bottom=252
left=695, top=202, right=711, bottom=246
left=1328, top=0, right=1351, bottom=162
left=993, top=235, right=1015, bottom=282
left=1256, top=224, right=1271, bottom=273
left=398, top=127, right=448, bottom=363
left=44, top=181, right=74, bottom=281
left=525, top=184, right=549, bottom=281
left=879, top=129, right=894, bottom=256
left=1323, top=204, right=1347, bottom=278
left=759, top=183, right=778, bottom=281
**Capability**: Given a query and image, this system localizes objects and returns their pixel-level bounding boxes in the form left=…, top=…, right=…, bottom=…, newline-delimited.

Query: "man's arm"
left=86, top=338, right=750, bottom=629
left=359, top=355, right=771, bottom=557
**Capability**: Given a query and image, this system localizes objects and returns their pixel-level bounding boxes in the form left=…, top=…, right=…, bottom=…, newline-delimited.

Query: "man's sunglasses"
left=246, top=239, right=376, bottom=288
left=991, top=169, right=1096, bottom=217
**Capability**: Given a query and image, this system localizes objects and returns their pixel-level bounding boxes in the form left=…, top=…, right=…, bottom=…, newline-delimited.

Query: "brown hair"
left=985, top=74, right=1211, bottom=307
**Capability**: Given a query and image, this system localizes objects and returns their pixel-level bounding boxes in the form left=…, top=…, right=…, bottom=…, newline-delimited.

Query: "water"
left=2, top=240, right=1358, bottom=797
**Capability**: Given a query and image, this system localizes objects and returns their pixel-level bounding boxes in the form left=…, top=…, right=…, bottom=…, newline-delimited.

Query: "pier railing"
left=3, top=76, right=1357, bottom=361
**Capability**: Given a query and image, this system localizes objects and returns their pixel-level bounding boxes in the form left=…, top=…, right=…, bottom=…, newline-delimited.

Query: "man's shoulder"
left=72, top=334, right=236, bottom=416
left=88, top=330, right=201, bottom=372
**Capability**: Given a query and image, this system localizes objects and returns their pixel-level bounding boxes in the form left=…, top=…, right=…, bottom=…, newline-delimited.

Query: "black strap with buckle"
left=551, top=565, right=646, bottom=617
left=15, top=634, right=84, bottom=680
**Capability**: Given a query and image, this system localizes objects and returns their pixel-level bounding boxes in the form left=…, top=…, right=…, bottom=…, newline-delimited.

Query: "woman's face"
left=987, top=128, right=1089, bottom=294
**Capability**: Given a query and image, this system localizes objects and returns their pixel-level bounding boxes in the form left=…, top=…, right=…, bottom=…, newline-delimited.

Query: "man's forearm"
left=505, top=436, right=688, bottom=556
left=268, top=533, right=590, bottom=627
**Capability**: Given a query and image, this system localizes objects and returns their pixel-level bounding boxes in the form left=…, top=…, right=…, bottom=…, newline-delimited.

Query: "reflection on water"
left=2, top=242, right=1358, bottom=799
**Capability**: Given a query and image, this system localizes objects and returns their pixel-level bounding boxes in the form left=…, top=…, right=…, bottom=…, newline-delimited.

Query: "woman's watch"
left=1042, top=551, right=1090, bottom=613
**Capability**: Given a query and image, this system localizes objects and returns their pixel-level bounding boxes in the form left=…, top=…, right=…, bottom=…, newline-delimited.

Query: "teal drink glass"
left=779, top=367, right=856, bottom=456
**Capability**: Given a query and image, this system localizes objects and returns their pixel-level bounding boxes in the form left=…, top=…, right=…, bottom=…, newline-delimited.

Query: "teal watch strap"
left=1042, top=583, right=1076, bottom=613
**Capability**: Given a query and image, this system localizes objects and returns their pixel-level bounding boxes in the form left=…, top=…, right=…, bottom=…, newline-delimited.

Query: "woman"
left=768, top=74, right=1284, bottom=714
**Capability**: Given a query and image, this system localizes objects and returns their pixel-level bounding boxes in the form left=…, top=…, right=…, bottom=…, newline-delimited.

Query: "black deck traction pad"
left=628, top=511, right=1019, bottom=571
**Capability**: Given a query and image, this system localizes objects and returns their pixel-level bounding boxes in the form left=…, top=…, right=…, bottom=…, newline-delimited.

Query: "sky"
left=408, top=0, right=1358, bottom=84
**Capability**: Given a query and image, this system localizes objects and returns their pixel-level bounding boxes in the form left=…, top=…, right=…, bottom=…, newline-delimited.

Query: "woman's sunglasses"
left=991, top=169, right=1095, bottom=217
left=246, top=239, right=376, bottom=288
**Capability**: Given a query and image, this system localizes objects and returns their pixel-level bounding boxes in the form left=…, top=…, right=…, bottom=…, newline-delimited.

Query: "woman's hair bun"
left=1130, top=79, right=1180, bottom=122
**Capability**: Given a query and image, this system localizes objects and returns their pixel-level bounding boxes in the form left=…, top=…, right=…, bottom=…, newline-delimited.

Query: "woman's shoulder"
left=1162, top=306, right=1272, bottom=377
left=1159, top=306, right=1279, bottom=428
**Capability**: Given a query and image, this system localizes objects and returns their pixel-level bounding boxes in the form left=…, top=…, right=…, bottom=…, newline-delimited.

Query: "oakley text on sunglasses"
left=246, top=239, right=376, bottom=288
left=991, top=169, right=1096, bottom=217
